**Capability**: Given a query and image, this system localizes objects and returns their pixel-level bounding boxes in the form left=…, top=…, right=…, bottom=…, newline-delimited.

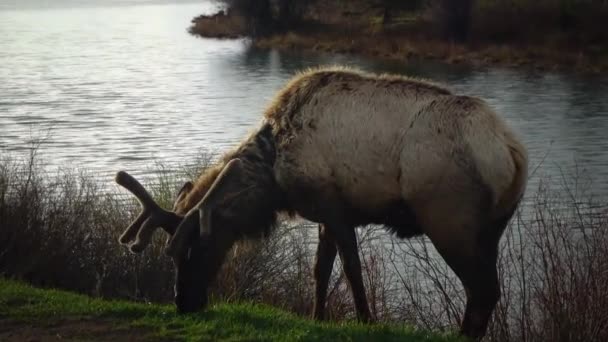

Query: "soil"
left=0, top=318, right=165, bottom=342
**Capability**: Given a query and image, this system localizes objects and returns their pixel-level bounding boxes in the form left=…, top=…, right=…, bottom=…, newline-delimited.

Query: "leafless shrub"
left=0, top=147, right=176, bottom=301
left=374, top=168, right=608, bottom=341
left=0, top=147, right=329, bottom=316
left=2, top=146, right=607, bottom=341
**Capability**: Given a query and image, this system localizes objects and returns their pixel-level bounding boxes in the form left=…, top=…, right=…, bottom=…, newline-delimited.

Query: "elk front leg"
left=312, top=223, right=337, bottom=321
left=327, top=221, right=373, bottom=323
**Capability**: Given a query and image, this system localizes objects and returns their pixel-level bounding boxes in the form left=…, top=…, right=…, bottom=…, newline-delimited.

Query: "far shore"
left=188, top=8, right=608, bottom=74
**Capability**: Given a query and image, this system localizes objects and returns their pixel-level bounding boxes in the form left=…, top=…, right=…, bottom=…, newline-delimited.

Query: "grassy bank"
left=0, top=279, right=461, bottom=342
left=189, top=0, right=608, bottom=73
left=3, top=146, right=608, bottom=341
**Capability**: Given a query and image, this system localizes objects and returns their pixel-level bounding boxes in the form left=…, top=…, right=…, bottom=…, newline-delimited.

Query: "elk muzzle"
left=173, top=244, right=209, bottom=314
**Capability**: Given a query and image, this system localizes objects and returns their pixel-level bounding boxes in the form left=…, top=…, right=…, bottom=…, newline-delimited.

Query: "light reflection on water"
left=1, top=0, right=608, bottom=203
left=2, top=2, right=608, bottom=322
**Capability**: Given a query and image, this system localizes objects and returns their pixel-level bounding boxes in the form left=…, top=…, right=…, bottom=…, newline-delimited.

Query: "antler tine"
left=116, top=171, right=161, bottom=212
left=129, top=216, right=161, bottom=253
left=118, top=210, right=149, bottom=245
left=115, top=171, right=179, bottom=252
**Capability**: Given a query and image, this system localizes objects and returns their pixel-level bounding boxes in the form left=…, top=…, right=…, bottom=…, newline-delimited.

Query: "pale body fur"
left=270, top=67, right=527, bottom=253
left=116, top=66, right=528, bottom=340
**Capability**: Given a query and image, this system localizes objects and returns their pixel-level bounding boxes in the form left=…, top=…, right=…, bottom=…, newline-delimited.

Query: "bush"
left=0, top=146, right=322, bottom=317
left=470, top=0, right=608, bottom=45
left=0, top=147, right=175, bottom=301
left=217, top=0, right=313, bottom=35
left=378, top=170, right=608, bottom=341
left=218, top=0, right=274, bottom=36
left=2, top=146, right=608, bottom=340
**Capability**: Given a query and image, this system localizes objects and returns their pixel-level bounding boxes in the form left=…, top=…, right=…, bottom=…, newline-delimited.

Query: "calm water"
left=2, top=0, right=608, bottom=201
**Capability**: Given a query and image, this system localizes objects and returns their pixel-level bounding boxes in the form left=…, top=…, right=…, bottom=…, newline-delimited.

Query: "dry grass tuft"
left=2, top=147, right=608, bottom=341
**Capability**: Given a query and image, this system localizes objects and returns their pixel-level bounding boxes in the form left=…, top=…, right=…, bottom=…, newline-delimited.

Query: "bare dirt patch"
left=0, top=318, right=164, bottom=342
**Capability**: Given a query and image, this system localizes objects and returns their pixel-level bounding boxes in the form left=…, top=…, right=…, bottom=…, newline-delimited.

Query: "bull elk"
left=115, top=66, right=528, bottom=340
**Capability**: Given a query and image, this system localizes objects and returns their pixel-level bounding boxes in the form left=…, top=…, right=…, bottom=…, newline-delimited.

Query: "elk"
left=115, top=65, right=528, bottom=340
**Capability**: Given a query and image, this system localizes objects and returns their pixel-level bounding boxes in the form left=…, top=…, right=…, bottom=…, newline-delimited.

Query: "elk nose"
left=174, top=291, right=207, bottom=314
left=175, top=295, right=199, bottom=314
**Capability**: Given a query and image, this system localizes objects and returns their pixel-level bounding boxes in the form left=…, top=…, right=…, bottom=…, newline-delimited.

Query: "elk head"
left=115, top=158, right=246, bottom=314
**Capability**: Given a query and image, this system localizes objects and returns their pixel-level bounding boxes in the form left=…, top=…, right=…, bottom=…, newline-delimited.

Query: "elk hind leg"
left=312, top=223, right=338, bottom=321
left=326, top=220, right=373, bottom=323
left=429, top=223, right=503, bottom=340
left=460, top=218, right=510, bottom=339
left=459, top=249, right=500, bottom=340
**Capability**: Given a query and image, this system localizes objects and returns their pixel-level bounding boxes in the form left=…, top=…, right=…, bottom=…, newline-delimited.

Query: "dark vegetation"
left=189, top=0, right=608, bottom=72
left=1, top=279, right=463, bottom=342
left=2, top=145, right=608, bottom=341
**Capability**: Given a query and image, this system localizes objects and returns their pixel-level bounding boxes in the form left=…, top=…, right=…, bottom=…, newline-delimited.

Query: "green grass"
left=0, top=279, right=466, bottom=342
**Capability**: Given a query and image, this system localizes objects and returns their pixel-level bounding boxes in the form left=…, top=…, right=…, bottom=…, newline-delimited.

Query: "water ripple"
left=1, top=1, right=608, bottom=198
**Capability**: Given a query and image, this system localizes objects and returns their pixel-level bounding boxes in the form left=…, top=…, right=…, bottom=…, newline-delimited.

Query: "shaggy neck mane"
left=177, top=164, right=224, bottom=216
left=175, top=123, right=286, bottom=238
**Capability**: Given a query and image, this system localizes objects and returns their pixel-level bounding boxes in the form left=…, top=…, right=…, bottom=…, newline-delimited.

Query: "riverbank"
left=0, top=279, right=462, bottom=342
left=252, top=31, right=607, bottom=73
left=3, top=145, right=608, bottom=341
left=189, top=1, right=608, bottom=74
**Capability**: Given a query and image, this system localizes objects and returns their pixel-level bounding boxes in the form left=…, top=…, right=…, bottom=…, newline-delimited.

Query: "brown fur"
left=493, top=134, right=528, bottom=219
left=263, top=66, right=451, bottom=124
left=175, top=164, right=224, bottom=216
left=173, top=123, right=288, bottom=238
left=118, top=66, right=528, bottom=341
left=174, top=123, right=281, bottom=216
left=162, top=66, right=513, bottom=231
left=264, top=65, right=452, bottom=148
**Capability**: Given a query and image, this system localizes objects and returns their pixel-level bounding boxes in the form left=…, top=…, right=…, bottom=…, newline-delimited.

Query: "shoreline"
left=189, top=14, right=608, bottom=75
left=253, top=33, right=607, bottom=74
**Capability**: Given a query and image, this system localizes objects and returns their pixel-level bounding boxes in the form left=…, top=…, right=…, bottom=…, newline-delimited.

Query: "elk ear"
left=177, top=181, right=194, bottom=198
left=165, top=158, right=245, bottom=258
left=172, top=181, right=193, bottom=211
left=199, top=206, right=212, bottom=238
left=195, top=158, right=246, bottom=238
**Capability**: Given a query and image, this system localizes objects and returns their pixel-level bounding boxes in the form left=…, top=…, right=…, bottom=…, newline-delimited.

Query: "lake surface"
left=2, top=0, right=608, bottom=202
